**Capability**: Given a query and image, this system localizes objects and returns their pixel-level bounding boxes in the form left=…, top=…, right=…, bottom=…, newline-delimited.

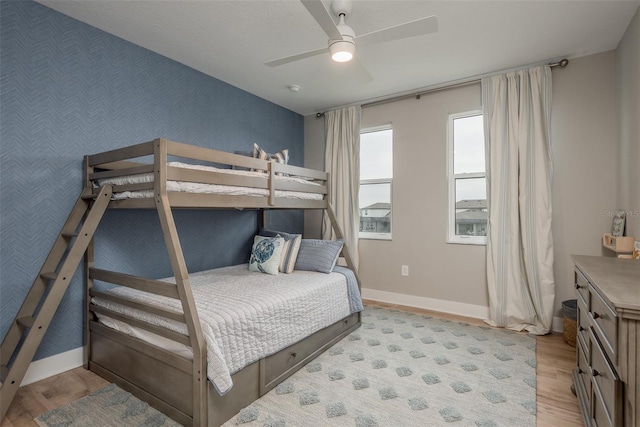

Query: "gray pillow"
left=294, top=239, right=344, bottom=274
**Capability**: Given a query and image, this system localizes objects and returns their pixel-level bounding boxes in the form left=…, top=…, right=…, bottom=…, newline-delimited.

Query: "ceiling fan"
left=264, top=0, right=438, bottom=80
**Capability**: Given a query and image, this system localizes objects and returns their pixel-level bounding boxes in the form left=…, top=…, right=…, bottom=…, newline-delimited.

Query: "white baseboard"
left=362, top=288, right=565, bottom=333
left=21, top=347, right=83, bottom=386
left=361, top=288, right=490, bottom=320
left=552, top=316, right=564, bottom=333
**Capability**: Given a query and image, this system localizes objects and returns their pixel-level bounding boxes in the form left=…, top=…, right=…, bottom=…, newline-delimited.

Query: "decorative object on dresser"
left=571, top=255, right=640, bottom=427
left=602, top=233, right=636, bottom=258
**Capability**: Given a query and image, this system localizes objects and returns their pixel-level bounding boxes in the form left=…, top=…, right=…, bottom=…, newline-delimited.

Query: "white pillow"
left=249, top=235, right=285, bottom=275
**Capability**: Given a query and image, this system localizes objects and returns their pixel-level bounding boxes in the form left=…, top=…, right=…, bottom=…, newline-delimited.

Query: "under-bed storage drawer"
left=261, top=313, right=359, bottom=391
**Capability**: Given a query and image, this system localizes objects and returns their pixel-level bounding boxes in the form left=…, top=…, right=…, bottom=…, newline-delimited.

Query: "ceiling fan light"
left=329, top=40, right=355, bottom=62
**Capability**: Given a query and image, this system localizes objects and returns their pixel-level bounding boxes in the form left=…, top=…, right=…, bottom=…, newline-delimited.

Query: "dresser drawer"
left=590, top=287, right=618, bottom=362
left=577, top=298, right=590, bottom=350
left=575, top=269, right=590, bottom=309
left=589, top=329, right=622, bottom=427
left=576, top=334, right=591, bottom=398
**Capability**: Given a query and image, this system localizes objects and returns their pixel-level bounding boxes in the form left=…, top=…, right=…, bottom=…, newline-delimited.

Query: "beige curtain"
left=322, top=105, right=361, bottom=270
left=482, top=66, right=555, bottom=334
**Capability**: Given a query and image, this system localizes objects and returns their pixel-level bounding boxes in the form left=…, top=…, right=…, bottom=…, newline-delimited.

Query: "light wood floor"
left=1, top=301, right=584, bottom=427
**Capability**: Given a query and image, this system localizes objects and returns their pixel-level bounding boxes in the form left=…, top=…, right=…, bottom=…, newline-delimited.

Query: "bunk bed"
left=82, top=138, right=362, bottom=427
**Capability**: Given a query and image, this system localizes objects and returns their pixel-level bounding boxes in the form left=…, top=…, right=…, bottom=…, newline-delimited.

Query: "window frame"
left=359, top=125, right=393, bottom=241
left=447, top=110, right=487, bottom=245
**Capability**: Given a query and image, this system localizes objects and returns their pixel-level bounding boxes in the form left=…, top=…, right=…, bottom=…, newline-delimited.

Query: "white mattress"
left=91, top=265, right=352, bottom=395
left=97, top=161, right=323, bottom=200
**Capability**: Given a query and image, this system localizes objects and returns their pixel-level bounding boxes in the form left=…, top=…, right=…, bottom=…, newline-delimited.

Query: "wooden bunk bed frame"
left=83, top=138, right=362, bottom=426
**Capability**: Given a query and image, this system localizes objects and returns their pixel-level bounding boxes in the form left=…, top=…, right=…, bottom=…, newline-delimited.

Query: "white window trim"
left=447, top=110, right=487, bottom=245
left=359, top=125, right=393, bottom=241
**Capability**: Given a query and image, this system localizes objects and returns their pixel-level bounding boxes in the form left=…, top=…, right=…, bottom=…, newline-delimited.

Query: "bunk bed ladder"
left=0, top=185, right=112, bottom=420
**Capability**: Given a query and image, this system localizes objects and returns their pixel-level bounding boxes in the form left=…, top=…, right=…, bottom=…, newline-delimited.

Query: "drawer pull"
left=291, top=352, right=297, bottom=358
left=592, top=369, right=600, bottom=377
left=592, top=312, right=600, bottom=319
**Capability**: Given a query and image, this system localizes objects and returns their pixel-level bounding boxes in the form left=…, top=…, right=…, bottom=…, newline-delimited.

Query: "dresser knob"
left=575, top=284, right=581, bottom=289
left=291, top=352, right=297, bottom=358
left=579, top=326, right=585, bottom=332
left=592, top=312, right=600, bottom=319
left=592, top=369, right=600, bottom=377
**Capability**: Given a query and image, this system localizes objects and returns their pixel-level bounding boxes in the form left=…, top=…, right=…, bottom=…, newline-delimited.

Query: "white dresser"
left=572, top=255, right=640, bottom=427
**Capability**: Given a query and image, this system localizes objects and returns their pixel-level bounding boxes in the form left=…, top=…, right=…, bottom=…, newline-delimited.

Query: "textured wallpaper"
left=0, top=1, right=304, bottom=360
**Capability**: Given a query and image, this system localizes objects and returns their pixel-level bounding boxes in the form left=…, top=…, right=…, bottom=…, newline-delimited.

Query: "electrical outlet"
left=401, top=265, right=409, bottom=276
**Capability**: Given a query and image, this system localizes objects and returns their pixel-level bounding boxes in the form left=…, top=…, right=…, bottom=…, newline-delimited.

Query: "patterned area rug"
left=223, top=305, right=536, bottom=427
left=34, top=383, right=181, bottom=427
left=35, top=306, right=536, bottom=427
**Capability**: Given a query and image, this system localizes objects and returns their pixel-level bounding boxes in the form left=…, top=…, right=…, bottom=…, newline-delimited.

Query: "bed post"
left=258, top=209, right=268, bottom=230
left=83, top=155, right=94, bottom=369
left=154, top=138, right=207, bottom=426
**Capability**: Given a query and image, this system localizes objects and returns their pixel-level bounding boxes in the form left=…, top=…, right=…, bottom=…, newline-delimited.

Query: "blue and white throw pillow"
left=252, top=143, right=289, bottom=175
left=249, top=235, right=284, bottom=275
left=259, top=228, right=302, bottom=274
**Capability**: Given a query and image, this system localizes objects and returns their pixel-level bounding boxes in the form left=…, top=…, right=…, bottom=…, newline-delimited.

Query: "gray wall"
left=358, top=84, right=488, bottom=309
left=0, top=0, right=303, bottom=360
left=304, top=50, right=622, bottom=321
left=551, top=51, right=619, bottom=317
left=617, top=6, right=640, bottom=239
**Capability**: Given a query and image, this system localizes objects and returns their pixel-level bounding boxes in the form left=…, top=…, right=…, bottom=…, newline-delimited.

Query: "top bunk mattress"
left=91, top=264, right=361, bottom=395
left=95, top=161, right=324, bottom=200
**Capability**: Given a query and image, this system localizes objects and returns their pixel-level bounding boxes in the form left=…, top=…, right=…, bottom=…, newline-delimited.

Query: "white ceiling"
left=37, top=0, right=639, bottom=116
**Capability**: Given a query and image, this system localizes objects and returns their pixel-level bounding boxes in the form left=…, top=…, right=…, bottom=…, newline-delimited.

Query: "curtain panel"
left=322, top=105, right=361, bottom=270
left=482, top=66, right=555, bottom=335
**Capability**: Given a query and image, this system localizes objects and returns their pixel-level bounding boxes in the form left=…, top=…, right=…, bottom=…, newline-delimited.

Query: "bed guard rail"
left=84, top=138, right=328, bottom=208
left=88, top=268, right=196, bottom=349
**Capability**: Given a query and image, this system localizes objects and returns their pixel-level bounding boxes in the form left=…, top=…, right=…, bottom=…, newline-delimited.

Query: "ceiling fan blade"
left=264, top=46, right=329, bottom=67
left=300, top=0, right=343, bottom=41
left=356, top=15, right=438, bottom=47
left=350, top=57, right=373, bottom=83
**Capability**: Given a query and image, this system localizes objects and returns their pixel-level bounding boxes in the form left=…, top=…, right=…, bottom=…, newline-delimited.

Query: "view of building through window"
left=448, top=112, right=487, bottom=244
left=359, top=127, right=392, bottom=239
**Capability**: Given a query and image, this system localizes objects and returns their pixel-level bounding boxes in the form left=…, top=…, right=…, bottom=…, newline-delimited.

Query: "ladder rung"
left=81, top=193, right=97, bottom=200
left=16, top=316, right=35, bottom=329
left=61, top=231, right=78, bottom=238
left=0, top=364, right=8, bottom=383
left=40, top=272, right=58, bottom=281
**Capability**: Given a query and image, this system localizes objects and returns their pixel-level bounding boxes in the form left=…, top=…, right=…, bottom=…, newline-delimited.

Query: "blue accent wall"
left=0, top=1, right=304, bottom=360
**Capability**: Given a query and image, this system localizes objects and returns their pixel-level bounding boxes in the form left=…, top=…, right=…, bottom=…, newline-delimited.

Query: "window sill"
left=446, top=237, right=487, bottom=246
left=359, top=234, right=392, bottom=241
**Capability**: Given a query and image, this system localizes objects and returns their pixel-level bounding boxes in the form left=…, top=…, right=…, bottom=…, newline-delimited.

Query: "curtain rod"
left=315, top=58, right=569, bottom=117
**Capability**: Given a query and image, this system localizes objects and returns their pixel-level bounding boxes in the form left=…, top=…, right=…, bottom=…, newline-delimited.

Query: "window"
left=359, top=126, right=392, bottom=240
left=447, top=111, right=487, bottom=245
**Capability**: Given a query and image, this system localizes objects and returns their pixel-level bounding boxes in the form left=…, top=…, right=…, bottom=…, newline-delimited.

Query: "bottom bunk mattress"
left=90, top=264, right=362, bottom=395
